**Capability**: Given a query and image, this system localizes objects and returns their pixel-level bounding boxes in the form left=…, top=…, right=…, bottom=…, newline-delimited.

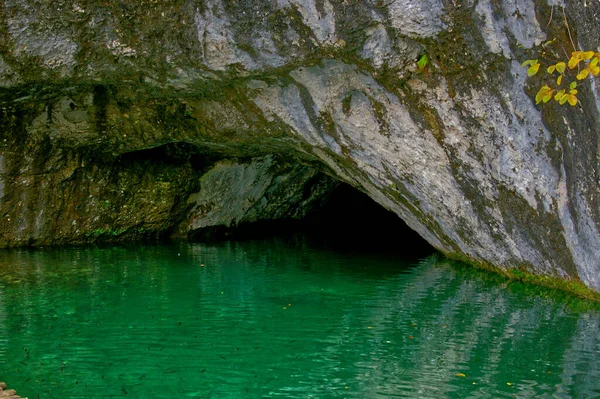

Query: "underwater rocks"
left=0, top=382, right=26, bottom=399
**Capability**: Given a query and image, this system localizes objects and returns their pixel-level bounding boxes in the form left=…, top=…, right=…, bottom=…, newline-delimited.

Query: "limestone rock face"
left=0, top=1, right=599, bottom=291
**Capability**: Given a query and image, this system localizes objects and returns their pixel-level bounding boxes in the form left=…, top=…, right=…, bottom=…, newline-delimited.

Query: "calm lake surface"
left=0, top=237, right=599, bottom=398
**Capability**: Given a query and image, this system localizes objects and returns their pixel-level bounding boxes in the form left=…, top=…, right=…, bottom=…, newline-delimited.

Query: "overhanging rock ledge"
left=0, top=0, right=599, bottom=292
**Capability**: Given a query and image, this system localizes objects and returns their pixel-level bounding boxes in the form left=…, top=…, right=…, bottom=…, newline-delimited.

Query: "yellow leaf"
left=568, top=55, right=581, bottom=69
left=547, top=65, right=556, bottom=74
left=521, top=59, right=537, bottom=67
left=568, top=95, right=578, bottom=106
left=536, top=86, right=551, bottom=104
left=570, top=81, right=577, bottom=90
left=569, top=89, right=578, bottom=95
left=559, top=94, right=569, bottom=105
left=456, top=373, right=466, bottom=377
left=577, top=68, right=590, bottom=80
left=528, top=63, right=540, bottom=76
left=554, top=89, right=566, bottom=101
left=542, top=89, right=554, bottom=103
left=535, top=91, right=543, bottom=104
left=556, top=75, right=563, bottom=85
left=591, top=58, right=599, bottom=67
left=582, top=51, right=595, bottom=60
left=591, top=65, right=600, bottom=76
left=555, top=62, right=566, bottom=73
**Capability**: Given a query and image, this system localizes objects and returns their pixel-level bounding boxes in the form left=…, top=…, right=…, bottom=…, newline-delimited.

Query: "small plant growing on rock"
left=523, top=50, right=600, bottom=106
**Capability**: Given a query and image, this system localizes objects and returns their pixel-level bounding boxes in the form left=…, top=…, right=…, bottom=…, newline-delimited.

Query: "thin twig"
left=559, top=44, right=570, bottom=61
left=546, top=5, right=554, bottom=29
left=562, top=6, right=577, bottom=52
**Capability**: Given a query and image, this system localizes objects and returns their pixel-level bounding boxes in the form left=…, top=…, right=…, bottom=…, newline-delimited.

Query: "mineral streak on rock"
left=0, top=1, right=599, bottom=291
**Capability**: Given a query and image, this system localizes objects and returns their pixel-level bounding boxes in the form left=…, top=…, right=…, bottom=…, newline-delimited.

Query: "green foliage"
left=417, top=54, right=429, bottom=72
left=85, top=228, right=127, bottom=238
left=445, top=252, right=600, bottom=303
left=523, top=50, right=600, bottom=107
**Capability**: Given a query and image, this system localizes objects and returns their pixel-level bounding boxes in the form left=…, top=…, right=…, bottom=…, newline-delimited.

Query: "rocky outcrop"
left=0, top=1, right=599, bottom=291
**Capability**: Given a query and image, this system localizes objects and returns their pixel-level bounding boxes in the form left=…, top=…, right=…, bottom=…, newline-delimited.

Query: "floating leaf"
left=456, top=373, right=466, bottom=377
left=556, top=75, right=563, bottom=85
left=554, top=89, right=566, bottom=102
left=591, top=58, right=599, bottom=67
left=547, top=65, right=556, bottom=74
left=555, top=62, right=566, bottom=73
left=569, top=89, right=578, bottom=95
left=590, top=65, right=600, bottom=76
left=567, top=95, right=578, bottom=106
left=507, top=382, right=513, bottom=386
left=570, top=81, right=577, bottom=90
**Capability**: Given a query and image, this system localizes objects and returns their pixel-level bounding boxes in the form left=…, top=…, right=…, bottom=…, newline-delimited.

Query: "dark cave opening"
left=114, top=145, right=434, bottom=258
left=190, top=182, right=435, bottom=258
left=299, top=183, right=436, bottom=257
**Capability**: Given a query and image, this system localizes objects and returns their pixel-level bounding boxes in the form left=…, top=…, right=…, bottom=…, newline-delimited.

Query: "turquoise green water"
left=0, top=238, right=599, bottom=398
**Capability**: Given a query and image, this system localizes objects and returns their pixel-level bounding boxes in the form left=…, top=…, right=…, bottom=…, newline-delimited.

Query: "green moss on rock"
left=445, top=252, right=600, bottom=303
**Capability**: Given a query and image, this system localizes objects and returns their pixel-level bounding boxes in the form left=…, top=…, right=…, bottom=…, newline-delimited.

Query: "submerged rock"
left=0, top=1, right=599, bottom=292
left=0, top=382, right=26, bottom=398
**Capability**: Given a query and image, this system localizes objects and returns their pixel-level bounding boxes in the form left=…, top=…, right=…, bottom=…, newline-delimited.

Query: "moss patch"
left=445, top=252, right=600, bottom=303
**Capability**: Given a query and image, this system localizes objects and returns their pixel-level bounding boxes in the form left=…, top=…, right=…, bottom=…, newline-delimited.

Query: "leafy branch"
left=523, top=50, right=600, bottom=106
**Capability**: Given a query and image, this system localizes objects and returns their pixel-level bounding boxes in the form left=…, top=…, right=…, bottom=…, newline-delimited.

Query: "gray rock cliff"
left=0, top=0, right=599, bottom=291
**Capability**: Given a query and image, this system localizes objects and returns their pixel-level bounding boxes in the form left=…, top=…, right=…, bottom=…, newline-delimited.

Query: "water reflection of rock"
left=0, top=244, right=599, bottom=397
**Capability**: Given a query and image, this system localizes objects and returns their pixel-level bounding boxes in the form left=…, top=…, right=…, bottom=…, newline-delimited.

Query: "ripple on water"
left=0, top=241, right=599, bottom=398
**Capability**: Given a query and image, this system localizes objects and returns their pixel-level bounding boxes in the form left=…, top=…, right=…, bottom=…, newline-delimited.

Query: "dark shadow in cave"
left=190, top=182, right=436, bottom=258
left=300, top=183, right=436, bottom=257
left=116, top=142, right=223, bottom=174
left=112, top=143, right=434, bottom=257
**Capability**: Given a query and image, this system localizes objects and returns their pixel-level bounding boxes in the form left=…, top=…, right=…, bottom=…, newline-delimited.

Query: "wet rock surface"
left=0, top=1, right=599, bottom=291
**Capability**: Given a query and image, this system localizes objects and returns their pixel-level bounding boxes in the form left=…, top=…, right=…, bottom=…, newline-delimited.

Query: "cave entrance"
left=300, top=183, right=435, bottom=257
left=113, top=145, right=434, bottom=257
left=190, top=180, right=435, bottom=258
